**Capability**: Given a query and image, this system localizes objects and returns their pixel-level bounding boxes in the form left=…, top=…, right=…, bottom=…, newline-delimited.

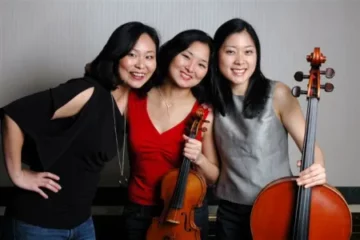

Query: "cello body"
left=146, top=108, right=208, bottom=240
left=251, top=177, right=352, bottom=239
left=250, top=48, right=352, bottom=240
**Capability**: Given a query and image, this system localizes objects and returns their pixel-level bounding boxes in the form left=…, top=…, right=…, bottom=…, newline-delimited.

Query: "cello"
left=146, top=107, right=208, bottom=240
left=250, top=48, right=352, bottom=239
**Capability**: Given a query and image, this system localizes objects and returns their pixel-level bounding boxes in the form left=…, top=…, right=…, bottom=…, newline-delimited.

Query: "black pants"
left=215, top=200, right=253, bottom=240
left=124, top=200, right=209, bottom=240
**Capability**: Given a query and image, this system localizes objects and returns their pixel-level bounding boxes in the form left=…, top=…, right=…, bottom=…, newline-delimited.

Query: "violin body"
left=146, top=169, right=206, bottom=240
left=146, top=107, right=208, bottom=240
left=250, top=177, right=352, bottom=239
left=250, top=48, right=352, bottom=240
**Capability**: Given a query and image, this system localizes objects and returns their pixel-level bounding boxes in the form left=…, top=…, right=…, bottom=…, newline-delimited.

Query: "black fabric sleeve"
left=0, top=77, right=96, bottom=170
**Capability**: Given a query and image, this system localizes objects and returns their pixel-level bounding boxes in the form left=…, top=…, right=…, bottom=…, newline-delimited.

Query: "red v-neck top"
left=127, top=90, right=209, bottom=205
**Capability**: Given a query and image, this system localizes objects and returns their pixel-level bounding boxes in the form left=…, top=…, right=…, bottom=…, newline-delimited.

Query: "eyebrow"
left=185, top=50, right=208, bottom=63
left=132, top=48, right=155, bottom=53
left=224, top=45, right=255, bottom=49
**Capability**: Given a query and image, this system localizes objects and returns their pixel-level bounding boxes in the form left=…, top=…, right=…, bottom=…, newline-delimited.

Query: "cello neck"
left=300, top=93, right=319, bottom=171
left=292, top=96, right=318, bottom=240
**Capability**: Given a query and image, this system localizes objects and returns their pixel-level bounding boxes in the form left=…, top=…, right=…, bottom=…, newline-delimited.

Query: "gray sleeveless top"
left=214, top=80, right=292, bottom=205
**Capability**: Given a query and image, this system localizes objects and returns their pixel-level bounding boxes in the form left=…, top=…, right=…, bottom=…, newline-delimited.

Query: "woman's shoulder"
left=272, top=80, right=292, bottom=102
left=271, top=80, right=300, bottom=117
left=129, top=88, right=150, bottom=102
left=59, top=76, right=103, bottom=92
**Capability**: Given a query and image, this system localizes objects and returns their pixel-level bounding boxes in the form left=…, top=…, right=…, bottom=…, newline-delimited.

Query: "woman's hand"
left=13, top=169, right=61, bottom=199
left=296, top=160, right=326, bottom=188
left=183, top=134, right=203, bottom=166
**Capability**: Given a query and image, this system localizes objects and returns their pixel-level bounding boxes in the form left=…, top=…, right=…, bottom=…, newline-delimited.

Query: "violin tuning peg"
left=201, top=127, right=208, bottom=132
left=202, top=119, right=210, bottom=123
left=294, top=71, right=309, bottom=82
left=321, top=68, right=335, bottom=79
left=291, top=86, right=307, bottom=97
left=321, top=82, right=334, bottom=92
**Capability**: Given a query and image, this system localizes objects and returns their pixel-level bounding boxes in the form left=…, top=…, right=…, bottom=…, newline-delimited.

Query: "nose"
left=185, top=59, right=196, bottom=73
left=135, top=57, right=145, bottom=69
left=234, top=53, right=245, bottom=65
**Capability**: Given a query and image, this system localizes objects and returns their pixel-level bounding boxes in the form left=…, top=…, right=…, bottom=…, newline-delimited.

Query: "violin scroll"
left=186, top=107, right=209, bottom=137
left=291, top=47, right=335, bottom=98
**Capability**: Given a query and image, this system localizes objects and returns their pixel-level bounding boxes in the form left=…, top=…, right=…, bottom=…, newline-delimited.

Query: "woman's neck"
left=231, top=81, right=249, bottom=96
left=111, top=85, right=130, bottom=115
left=157, top=80, right=195, bottom=105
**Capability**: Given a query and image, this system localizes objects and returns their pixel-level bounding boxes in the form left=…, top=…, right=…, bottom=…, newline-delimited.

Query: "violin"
left=250, top=48, right=352, bottom=239
left=146, top=107, right=208, bottom=240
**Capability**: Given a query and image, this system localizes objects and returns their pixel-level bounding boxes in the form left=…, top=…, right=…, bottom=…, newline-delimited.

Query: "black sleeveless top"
left=0, top=77, right=124, bottom=228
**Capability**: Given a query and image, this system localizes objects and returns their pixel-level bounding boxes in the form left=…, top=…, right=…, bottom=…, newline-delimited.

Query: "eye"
left=181, top=54, right=190, bottom=59
left=225, top=50, right=235, bottom=55
left=199, top=63, right=207, bottom=69
left=245, top=50, right=254, bottom=55
left=146, top=55, right=155, bottom=60
left=128, top=52, right=136, bottom=57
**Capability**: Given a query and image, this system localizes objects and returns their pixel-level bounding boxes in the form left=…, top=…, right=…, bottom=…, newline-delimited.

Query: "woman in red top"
left=124, top=29, right=223, bottom=240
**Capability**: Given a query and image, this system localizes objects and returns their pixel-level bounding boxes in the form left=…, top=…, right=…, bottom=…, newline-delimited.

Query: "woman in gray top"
left=212, top=18, right=327, bottom=240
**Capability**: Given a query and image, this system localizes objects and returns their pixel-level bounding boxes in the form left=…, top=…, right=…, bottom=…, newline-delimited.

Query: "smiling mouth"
left=180, top=71, right=192, bottom=81
left=130, top=72, right=146, bottom=80
left=231, top=68, right=246, bottom=76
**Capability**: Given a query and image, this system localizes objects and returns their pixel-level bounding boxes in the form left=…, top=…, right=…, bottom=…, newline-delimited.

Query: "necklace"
left=110, top=93, right=128, bottom=186
left=157, top=87, right=173, bottom=116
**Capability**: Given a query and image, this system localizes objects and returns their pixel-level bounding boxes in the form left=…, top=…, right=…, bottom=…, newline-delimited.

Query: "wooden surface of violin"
left=250, top=48, right=352, bottom=240
left=146, top=107, right=208, bottom=240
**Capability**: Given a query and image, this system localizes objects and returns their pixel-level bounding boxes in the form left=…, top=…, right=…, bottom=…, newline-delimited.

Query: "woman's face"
left=118, top=33, right=157, bottom=88
left=168, top=41, right=210, bottom=89
left=218, top=30, right=257, bottom=90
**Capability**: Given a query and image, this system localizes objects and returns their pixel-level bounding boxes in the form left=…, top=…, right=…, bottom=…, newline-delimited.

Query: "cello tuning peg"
left=291, top=86, right=307, bottom=97
left=320, top=68, right=335, bottom=79
left=294, top=71, right=309, bottom=82
left=321, top=82, right=334, bottom=92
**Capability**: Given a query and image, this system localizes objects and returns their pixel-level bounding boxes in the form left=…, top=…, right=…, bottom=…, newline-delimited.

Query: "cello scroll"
left=292, top=47, right=335, bottom=98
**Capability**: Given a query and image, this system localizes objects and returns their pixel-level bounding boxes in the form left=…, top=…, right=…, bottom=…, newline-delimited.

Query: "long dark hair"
left=214, top=18, right=270, bottom=118
left=152, top=29, right=223, bottom=113
left=86, top=21, right=160, bottom=93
